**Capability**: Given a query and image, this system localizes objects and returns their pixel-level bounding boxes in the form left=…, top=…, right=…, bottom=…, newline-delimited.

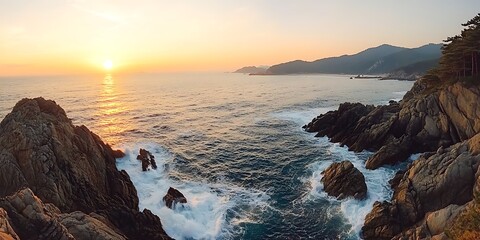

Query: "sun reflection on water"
left=95, top=74, right=132, bottom=145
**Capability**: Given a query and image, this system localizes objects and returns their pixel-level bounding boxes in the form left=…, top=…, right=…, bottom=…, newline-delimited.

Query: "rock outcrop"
left=361, top=133, right=480, bottom=239
left=137, top=148, right=158, bottom=171
left=163, top=187, right=187, bottom=209
left=321, top=161, right=367, bottom=200
left=361, top=201, right=402, bottom=240
left=304, top=76, right=480, bottom=238
left=0, top=188, right=128, bottom=240
left=0, top=98, right=171, bottom=239
left=305, top=78, right=480, bottom=169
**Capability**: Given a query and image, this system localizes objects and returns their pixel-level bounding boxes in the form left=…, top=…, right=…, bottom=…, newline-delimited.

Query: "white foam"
left=115, top=142, right=271, bottom=240
left=393, top=91, right=408, bottom=96
left=304, top=142, right=415, bottom=236
left=272, top=107, right=336, bottom=126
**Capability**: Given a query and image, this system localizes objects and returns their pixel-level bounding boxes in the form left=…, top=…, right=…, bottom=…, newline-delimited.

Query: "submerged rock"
left=137, top=148, right=158, bottom=171
left=0, top=98, right=171, bottom=239
left=321, top=161, right=367, bottom=200
left=163, top=187, right=187, bottom=209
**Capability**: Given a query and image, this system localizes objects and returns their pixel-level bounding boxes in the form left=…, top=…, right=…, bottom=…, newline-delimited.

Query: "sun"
left=103, top=60, right=113, bottom=70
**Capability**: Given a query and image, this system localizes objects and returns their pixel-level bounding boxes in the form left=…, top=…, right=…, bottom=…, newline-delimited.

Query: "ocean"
left=0, top=73, right=415, bottom=239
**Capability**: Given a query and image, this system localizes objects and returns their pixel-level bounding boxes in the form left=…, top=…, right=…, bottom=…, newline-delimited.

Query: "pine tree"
left=435, top=13, right=480, bottom=81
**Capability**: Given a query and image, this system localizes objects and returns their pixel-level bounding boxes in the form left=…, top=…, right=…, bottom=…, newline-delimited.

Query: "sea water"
left=0, top=73, right=415, bottom=239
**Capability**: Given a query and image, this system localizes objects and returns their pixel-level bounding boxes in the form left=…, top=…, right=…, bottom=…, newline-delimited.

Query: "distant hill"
left=266, top=43, right=442, bottom=75
left=383, top=58, right=440, bottom=80
left=367, top=44, right=442, bottom=74
left=233, top=66, right=268, bottom=74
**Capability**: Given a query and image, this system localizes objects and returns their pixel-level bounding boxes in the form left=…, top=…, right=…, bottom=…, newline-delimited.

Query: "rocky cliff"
left=305, top=77, right=480, bottom=169
left=0, top=98, right=171, bottom=239
left=305, top=77, right=480, bottom=239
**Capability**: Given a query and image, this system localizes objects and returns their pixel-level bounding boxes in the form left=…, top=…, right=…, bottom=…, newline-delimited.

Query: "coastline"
left=303, top=76, right=480, bottom=239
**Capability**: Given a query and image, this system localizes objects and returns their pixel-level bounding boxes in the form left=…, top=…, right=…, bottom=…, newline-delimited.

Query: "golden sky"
left=1, top=0, right=479, bottom=76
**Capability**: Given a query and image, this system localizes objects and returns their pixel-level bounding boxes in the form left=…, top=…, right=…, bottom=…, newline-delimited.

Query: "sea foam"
left=272, top=107, right=336, bottom=127
left=305, top=142, right=420, bottom=236
left=116, top=142, right=271, bottom=240
left=273, top=106, right=419, bottom=238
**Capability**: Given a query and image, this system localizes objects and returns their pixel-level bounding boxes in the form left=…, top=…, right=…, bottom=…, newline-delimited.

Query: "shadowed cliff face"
left=304, top=78, right=480, bottom=169
left=0, top=97, right=171, bottom=239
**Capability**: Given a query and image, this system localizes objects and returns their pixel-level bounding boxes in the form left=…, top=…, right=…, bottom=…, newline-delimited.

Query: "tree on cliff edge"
left=435, top=13, right=480, bottom=81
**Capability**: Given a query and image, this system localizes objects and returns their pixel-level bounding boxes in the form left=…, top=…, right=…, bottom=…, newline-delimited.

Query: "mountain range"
left=236, top=43, right=442, bottom=77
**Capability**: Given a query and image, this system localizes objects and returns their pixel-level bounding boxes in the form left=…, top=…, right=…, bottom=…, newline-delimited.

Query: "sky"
left=1, top=0, right=479, bottom=76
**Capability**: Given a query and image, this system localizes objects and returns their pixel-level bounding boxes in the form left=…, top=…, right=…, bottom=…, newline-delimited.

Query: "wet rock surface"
left=321, top=161, right=367, bottom=200
left=137, top=148, right=158, bottom=171
left=163, top=187, right=187, bottom=209
left=0, top=98, right=171, bottom=239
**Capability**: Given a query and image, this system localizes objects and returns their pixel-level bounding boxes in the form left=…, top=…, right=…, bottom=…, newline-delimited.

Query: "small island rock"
left=163, top=187, right=187, bottom=209
left=137, top=148, right=158, bottom=171
left=321, top=161, right=367, bottom=200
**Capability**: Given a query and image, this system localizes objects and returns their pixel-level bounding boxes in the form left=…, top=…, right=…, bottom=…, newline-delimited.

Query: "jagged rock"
left=137, top=148, right=158, bottom=171
left=365, top=136, right=412, bottom=169
left=98, top=206, right=170, bottom=239
left=392, top=140, right=480, bottom=226
left=0, top=188, right=75, bottom=240
left=321, top=161, right=367, bottom=200
left=387, top=204, right=465, bottom=240
left=389, top=170, right=406, bottom=190
left=361, top=201, right=402, bottom=240
left=0, top=208, right=19, bottom=240
left=362, top=134, right=480, bottom=240
left=0, top=188, right=128, bottom=240
left=304, top=102, right=376, bottom=147
left=0, top=98, right=171, bottom=239
left=58, top=211, right=127, bottom=240
left=163, top=187, right=187, bottom=209
left=305, top=78, right=480, bottom=169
